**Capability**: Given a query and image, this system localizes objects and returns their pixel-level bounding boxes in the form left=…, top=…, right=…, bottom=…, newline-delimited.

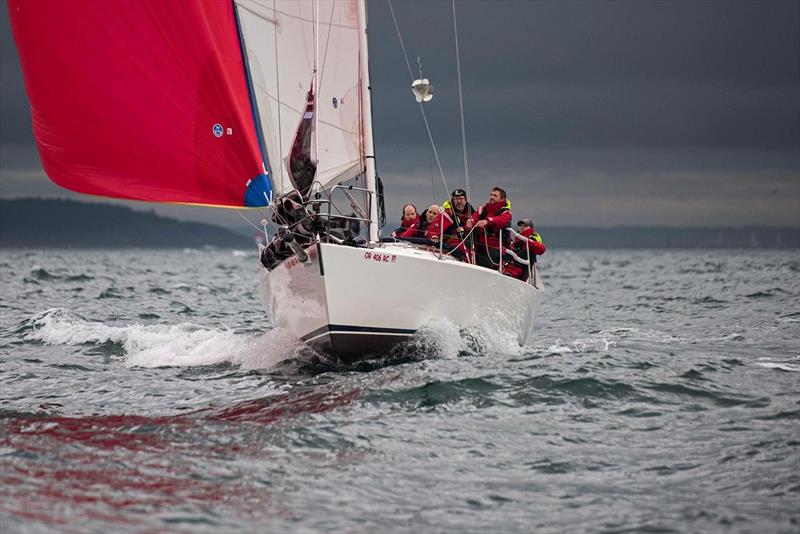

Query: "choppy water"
left=1, top=248, right=798, bottom=533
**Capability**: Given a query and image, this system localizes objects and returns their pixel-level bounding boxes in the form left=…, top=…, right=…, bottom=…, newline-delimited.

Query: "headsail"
left=8, top=0, right=271, bottom=208
left=234, top=0, right=363, bottom=200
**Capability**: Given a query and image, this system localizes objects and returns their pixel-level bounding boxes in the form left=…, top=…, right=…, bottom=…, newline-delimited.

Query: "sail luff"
left=233, top=3, right=273, bottom=202
left=271, top=0, right=287, bottom=196
left=357, top=0, right=379, bottom=242
left=314, top=0, right=320, bottom=179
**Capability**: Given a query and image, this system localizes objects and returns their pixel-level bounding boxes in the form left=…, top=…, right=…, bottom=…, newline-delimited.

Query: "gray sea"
left=0, top=248, right=798, bottom=533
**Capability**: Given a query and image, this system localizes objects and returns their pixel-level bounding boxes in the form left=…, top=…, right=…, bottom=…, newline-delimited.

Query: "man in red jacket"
left=391, top=203, right=421, bottom=238
left=465, top=187, right=512, bottom=269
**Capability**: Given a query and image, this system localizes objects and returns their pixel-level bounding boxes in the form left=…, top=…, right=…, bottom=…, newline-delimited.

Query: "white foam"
left=234, top=327, right=303, bottom=370
left=410, top=320, right=464, bottom=359
left=755, top=356, right=800, bottom=372
left=754, top=362, right=800, bottom=372
left=597, top=327, right=684, bottom=343
left=544, top=339, right=575, bottom=354
left=407, top=318, right=524, bottom=359
left=705, top=332, right=747, bottom=342
left=24, top=308, right=298, bottom=370
left=531, top=335, right=617, bottom=355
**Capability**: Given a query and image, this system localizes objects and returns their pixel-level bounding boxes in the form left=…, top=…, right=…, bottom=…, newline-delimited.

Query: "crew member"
left=503, top=218, right=546, bottom=280
left=420, top=205, right=451, bottom=241
left=442, top=188, right=474, bottom=232
left=465, top=187, right=512, bottom=269
left=392, top=204, right=421, bottom=238
left=425, top=205, right=470, bottom=260
left=515, top=219, right=546, bottom=257
left=442, top=188, right=475, bottom=256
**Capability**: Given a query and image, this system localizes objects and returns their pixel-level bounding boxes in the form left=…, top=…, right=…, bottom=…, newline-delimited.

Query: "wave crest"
left=23, top=308, right=299, bottom=370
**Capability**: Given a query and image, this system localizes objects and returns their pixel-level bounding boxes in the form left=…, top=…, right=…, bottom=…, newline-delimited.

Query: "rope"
left=387, top=0, right=449, bottom=196
left=452, top=0, right=470, bottom=202
left=444, top=224, right=478, bottom=256
left=483, top=231, right=500, bottom=267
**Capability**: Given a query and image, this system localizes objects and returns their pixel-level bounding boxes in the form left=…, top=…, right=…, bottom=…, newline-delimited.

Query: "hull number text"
left=364, top=252, right=397, bottom=264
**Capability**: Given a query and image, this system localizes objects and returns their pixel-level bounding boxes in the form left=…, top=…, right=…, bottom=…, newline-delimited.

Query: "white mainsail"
left=235, top=0, right=363, bottom=199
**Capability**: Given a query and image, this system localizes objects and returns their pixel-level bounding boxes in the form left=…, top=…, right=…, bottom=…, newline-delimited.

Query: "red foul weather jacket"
left=424, top=212, right=453, bottom=241
left=428, top=212, right=470, bottom=259
left=470, top=200, right=512, bottom=249
left=396, top=215, right=422, bottom=238
left=516, top=226, right=546, bottom=257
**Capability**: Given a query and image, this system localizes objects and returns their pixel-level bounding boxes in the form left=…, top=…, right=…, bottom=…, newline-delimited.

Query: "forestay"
left=235, top=0, right=364, bottom=200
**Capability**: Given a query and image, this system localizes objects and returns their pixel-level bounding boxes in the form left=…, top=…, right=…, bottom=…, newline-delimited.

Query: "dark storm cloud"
left=373, top=79, right=800, bottom=150
left=369, top=0, right=800, bottom=85
left=368, top=0, right=800, bottom=150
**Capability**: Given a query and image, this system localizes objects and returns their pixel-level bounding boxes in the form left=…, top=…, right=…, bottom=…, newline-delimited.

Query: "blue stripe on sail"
left=232, top=0, right=273, bottom=182
left=244, top=173, right=271, bottom=207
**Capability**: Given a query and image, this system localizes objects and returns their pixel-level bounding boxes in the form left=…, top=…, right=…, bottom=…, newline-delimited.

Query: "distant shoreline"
left=2, top=198, right=798, bottom=249
left=0, top=198, right=253, bottom=249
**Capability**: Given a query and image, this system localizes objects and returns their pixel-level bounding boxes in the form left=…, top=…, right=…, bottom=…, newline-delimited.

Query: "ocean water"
left=0, top=248, right=798, bottom=533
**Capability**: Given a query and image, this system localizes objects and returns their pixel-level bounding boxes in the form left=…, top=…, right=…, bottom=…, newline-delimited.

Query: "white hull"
left=260, top=242, right=542, bottom=362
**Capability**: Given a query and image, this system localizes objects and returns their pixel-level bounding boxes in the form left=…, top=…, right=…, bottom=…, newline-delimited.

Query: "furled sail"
left=8, top=0, right=271, bottom=208
left=289, top=86, right=318, bottom=198
left=234, top=0, right=363, bottom=200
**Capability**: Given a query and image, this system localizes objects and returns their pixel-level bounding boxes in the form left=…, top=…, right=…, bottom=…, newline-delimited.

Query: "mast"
left=358, top=0, right=380, bottom=243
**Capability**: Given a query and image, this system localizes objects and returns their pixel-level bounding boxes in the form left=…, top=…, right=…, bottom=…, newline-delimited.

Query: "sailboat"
left=9, top=0, right=542, bottom=364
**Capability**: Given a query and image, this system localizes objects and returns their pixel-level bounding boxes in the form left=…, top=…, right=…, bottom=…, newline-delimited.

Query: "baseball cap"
left=451, top=188, right=467, bottom=198
left=517, top=218, right=533, bottom=227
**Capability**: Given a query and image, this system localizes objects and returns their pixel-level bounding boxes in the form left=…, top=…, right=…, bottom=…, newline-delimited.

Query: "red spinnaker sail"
left=8, top=0, right=271, bottom=207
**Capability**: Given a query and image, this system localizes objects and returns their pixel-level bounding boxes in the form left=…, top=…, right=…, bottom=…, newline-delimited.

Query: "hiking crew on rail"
left=390, top=186, right=545, bottom=280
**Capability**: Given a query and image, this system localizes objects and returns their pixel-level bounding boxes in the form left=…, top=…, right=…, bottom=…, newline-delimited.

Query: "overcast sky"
left=1, top=0, right=798, bottom=229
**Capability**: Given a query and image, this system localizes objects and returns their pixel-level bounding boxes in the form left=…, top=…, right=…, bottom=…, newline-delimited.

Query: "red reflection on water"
left=205, top=388, right=361, bottom=423
left=3, top=413, right=182, bottom=452
left=0, top=385, right=361, bottom=529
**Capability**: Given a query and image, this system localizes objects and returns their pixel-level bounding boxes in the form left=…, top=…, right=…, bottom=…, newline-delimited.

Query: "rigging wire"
left=452, top=0, right=470, bottom=203
left=416, top=89, right=449, bottom=199
left=238, top=211, right=267, bottom=234
left=429, top=152, right=436, bottom=203
left=387, top=0, right=449, bottom=197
